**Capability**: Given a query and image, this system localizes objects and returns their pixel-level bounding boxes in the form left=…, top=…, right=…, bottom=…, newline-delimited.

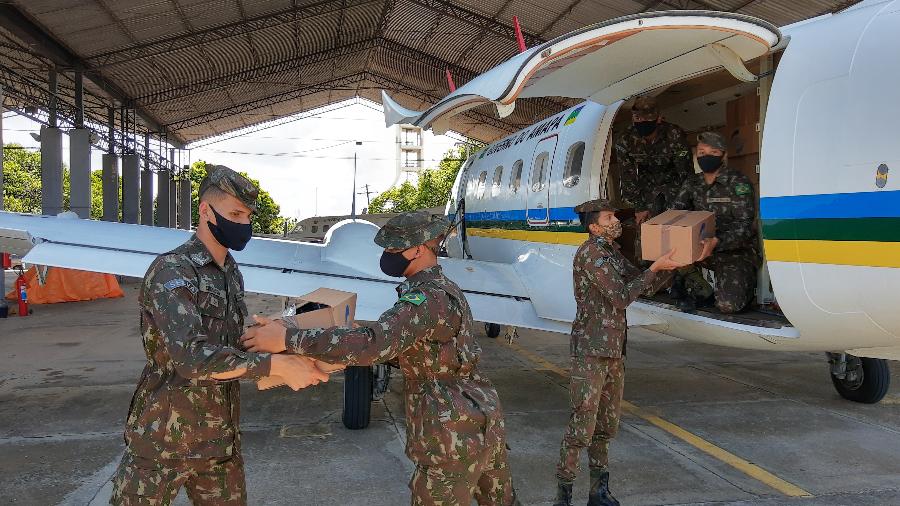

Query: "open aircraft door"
left=382, top=11, right=781, bottom=131
left=526, top=135, right=559, bottom=226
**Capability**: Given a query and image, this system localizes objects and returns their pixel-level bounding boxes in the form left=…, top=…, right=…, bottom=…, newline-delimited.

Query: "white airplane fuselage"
left=443, top=0, right=900, bottom=360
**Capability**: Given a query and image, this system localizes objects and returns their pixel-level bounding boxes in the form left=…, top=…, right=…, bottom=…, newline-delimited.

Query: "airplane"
left=1, top=2, right=898, bottom=431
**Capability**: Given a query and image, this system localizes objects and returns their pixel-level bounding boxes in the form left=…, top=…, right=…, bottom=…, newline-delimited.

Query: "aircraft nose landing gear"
left=828, top=352, right=891, bottom=404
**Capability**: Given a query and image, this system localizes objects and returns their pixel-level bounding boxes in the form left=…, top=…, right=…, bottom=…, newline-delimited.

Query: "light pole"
left=351, top=141, right=363, bottom=218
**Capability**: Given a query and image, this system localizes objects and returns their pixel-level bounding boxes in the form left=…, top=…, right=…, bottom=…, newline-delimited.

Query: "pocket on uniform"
left=112, top=454, right=172, bottom=499
left=198, top=290, right=226, bottom=320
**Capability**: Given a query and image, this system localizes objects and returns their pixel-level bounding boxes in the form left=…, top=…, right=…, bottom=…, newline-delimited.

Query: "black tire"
left=343, top=365, right=373, bottom=430
left=831, top=357, right=891, bottom=404
left=485, top=323, right=501, bottom=339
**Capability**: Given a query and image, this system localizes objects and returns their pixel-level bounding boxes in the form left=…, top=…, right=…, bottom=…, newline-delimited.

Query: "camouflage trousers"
left=410, top=419, right=519, bottom=506
left=557, top=355, right=625, bottom=483
left=110, top=452, right=246, bottom=506
left=680, top=252, right=757, bottom=314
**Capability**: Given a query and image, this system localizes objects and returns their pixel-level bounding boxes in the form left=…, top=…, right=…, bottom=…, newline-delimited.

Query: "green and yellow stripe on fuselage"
left=761, top=190, right=900, bottom=267
left=458, top=190, right=900, bottom=268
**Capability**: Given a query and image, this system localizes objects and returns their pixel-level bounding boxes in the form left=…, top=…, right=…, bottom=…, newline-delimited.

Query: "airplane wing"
left=382, top=10, right=780, bottom=133
left=0, top=212, right=574, bottom=333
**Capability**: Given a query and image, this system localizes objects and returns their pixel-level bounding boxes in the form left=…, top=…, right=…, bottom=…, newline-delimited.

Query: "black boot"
left=553, top=482, right=573, bottom=506
left=587, top=469, right=620, bottom=506
left=676, top=294, right=697, bottom=313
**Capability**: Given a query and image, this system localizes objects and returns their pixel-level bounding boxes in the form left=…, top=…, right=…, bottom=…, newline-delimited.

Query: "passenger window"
left=476, top=171, right=488, bottom=199
left=510, top=160, right=523, bottom=193
left=563, top=142, right=585, bottom=188
left=323, top=225, right=330, bottom=232
left=491, top=166, right=503, bottom=197
left=531, top=152, right=549, bottom=192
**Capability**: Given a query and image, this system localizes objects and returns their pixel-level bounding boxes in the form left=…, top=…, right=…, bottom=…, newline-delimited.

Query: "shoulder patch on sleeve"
left=163, top=278, right=198, bottom=295
left=398, top=290, right=427, bottom=306
left=734, top=182, right=752, bottom=196
left=594, top=256, right=608, bottom=267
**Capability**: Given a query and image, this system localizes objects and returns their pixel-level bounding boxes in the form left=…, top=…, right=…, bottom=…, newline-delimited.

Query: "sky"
left=1, top=98, right=463, bottom=220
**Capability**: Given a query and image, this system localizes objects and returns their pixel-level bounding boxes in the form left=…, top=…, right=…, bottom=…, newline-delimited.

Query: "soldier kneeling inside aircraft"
left=241, top=211, right=520, bottom=506
left=671, top=131, right=761, bottom=314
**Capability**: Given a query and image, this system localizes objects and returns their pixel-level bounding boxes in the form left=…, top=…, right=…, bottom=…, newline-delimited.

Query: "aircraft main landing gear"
left=828, top=352, right=891, bottom=404
left=342, top=364, right=392, bottom=430
left=485, top=323, right=501, bottom=338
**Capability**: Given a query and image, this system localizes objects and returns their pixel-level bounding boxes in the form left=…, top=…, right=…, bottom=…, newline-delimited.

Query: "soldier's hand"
left=241, top=315, right=287, bottom=353
left=635, top=210, right=651, bottom=225
left=698, top=237, right=719, bottom=261
left=271, top=355, right=329, bottom=391
left=315, top=360, right=346, bottom=374
left=650, top=249, right=685, bottom=272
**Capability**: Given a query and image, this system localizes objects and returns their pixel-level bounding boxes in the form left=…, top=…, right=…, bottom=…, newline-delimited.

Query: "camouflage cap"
left=697, top=131, right=728, bottom=152
left=199, top=165, right=259, bottom=211
left=374, top=211, right=451, bottom=249
left=631, top=96, right=658, bottom=115
left=574, top=198, right=618, bottom=214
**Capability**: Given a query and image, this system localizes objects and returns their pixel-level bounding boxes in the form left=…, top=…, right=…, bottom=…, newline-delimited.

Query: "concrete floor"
left=1, top=274, right=899, bottom=505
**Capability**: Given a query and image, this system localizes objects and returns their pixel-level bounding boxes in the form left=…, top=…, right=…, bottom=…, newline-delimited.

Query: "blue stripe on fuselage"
left=760, top=190, right=900, bottom=220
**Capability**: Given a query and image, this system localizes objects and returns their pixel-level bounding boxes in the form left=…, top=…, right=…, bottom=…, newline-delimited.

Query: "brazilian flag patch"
left=399, top=291, right=427, bottom=306
left=735, top=183, right=751, bottom=196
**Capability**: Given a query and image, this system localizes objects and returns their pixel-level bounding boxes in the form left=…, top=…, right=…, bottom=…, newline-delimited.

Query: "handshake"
left=240, top=314, right=346, bottom=391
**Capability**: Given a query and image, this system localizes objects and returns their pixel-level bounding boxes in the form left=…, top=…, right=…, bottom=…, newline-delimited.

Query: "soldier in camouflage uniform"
left=242, top=211, right=520, bottom=506
left=672, top=131, right=761, bottom=314
left=554, top=199, right=683, bottom=506
left=615, top=96, right=693, bottom=224
left=110, top=166, right=328, bottom=506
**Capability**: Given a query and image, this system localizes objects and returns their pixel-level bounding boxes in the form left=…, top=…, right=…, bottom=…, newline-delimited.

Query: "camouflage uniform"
left=557, top=200, right=671, bottom=485
left=615, top=103, right=693, bottom=215
left=284, top=212, right=518, bottom=506
left=111, top=167, right=270, bottom=506
left=673, top=165, right=761, bottom=313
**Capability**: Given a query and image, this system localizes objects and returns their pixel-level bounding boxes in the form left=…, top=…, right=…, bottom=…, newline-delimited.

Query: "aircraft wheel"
left=485, top=323, right=501, bottom=339
left=830, top=354, right=891, bottom=404
left=343, top=365, right=372, bottom=430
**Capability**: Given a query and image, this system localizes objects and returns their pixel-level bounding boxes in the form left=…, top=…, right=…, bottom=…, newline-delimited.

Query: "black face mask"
left=697, top=154, right=724, bottom=174
left=208, top=206, right=253, bottom=251
left=380, top=249, right=413, bottom=278
left=634, top=120, right=657, bottom=137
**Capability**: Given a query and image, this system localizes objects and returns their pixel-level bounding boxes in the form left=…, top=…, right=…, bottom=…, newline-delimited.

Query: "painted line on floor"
left=503, top=340, right=814, bottom=498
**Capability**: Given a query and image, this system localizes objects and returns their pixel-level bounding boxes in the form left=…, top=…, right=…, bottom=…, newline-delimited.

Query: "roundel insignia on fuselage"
left=875, top=163, right=889, bottom=188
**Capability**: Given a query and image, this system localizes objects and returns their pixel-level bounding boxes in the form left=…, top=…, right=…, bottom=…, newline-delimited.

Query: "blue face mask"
left=208, top=206, right=253, bottom=251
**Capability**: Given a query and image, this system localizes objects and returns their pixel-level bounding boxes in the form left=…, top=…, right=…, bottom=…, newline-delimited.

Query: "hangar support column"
left=178, top=165, right=192, bottom=230
left=69, top=70, right=91, bottom=219
left=40, top=70, right=63, bottom=216
left=102, top=107, right=119, bottom=222
left=140, top=133, right=153, bottom=226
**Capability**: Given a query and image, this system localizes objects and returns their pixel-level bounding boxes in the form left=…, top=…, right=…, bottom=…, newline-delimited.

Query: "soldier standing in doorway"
left=110, top=166, right=329, bottom=505
left=242, top=211, right=520, bottom=506
left=615, top=96, right=694, bottom=225
left=553, top=199, right=685, bottom=506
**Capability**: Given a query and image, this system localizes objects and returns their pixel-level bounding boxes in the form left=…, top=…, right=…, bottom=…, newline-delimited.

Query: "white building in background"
left=395, top=124, right=424, bottom=185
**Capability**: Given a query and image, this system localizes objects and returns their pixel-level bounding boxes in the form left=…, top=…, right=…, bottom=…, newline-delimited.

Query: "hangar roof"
left=0, top=0, right=861, bottom=147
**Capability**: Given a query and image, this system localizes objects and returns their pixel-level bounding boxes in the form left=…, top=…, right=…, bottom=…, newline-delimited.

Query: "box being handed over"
left=256, top=288, right=357, bottom=390
left=641, top=210, right=716, bottom=265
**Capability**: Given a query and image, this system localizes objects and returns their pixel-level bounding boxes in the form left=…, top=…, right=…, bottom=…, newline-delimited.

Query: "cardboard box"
left=641, top=210, right=716, bottom=265
left=726, top=93, right=759, bottom=128
left=726, top=123, right=759, bottom=157
left=257, top=288, right=357, bottom=390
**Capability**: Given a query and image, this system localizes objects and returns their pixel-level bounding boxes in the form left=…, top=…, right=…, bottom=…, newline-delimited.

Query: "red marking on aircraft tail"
left=513, top=16, right=527, bottom=53
left=445, top=69, right=457, bottom=92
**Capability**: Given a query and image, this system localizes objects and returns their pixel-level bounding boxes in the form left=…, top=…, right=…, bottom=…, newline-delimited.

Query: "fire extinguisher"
left=1, top=253, right=11, bottom=269
left=14, top=266, right=28, bottom=317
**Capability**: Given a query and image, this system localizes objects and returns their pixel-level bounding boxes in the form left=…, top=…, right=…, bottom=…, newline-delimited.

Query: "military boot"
left=670, top=275, right=696, bottom=313
left=553, top=482, right=573, bottom=506
left=587, top=469, right=620, bottom=506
